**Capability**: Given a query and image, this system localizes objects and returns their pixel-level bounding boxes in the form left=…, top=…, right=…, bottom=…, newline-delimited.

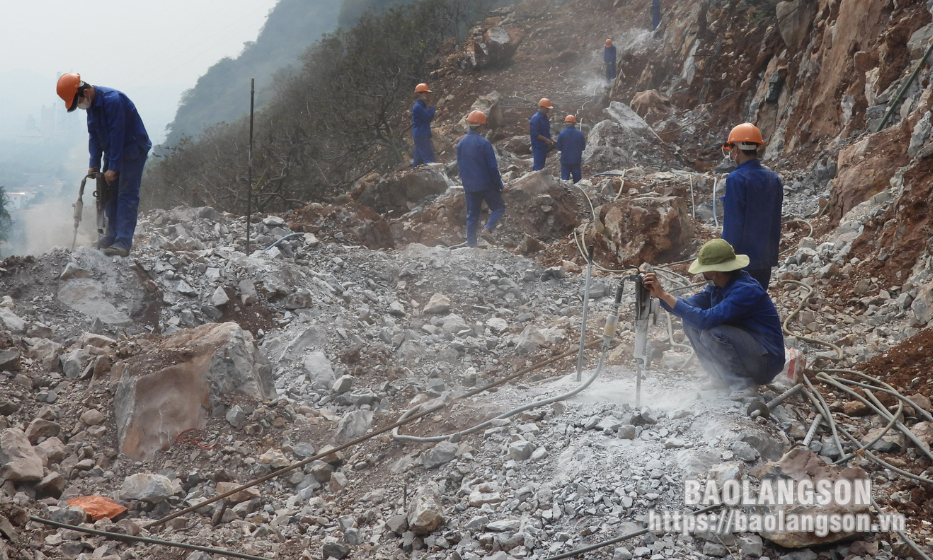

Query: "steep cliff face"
left=612, top=0, right=931, bottom=163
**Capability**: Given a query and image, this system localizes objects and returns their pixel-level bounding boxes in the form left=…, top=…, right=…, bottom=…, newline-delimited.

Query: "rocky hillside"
left=2, top=0, right=933, bottom=559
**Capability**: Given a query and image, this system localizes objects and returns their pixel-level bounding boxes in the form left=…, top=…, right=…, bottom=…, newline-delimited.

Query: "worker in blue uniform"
left=412, top=83, right=436, bottom=166
left=651, top=0, right=662, bottom=30
left=529, top=98, right=556, bottom=171
left=604, top=39, right=617, bottom=83
left=720, top=123, right=783, bottom=290
left=457, top=111, right=506, bottom=247
left=555, top=115, right=586, bottom=183
left=56, top=73, right=151, bottom=257
left=643, top=239, right=785, bottom=400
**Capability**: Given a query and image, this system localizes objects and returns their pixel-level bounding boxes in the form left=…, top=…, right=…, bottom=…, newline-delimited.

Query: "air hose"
left=392, top=282, right=627, bottom=443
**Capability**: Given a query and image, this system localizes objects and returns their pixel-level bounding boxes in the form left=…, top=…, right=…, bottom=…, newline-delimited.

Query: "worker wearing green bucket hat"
left=644, top=239, right=785, bottom=400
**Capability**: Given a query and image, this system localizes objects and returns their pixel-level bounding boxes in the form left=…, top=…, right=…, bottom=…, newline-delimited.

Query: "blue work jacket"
left=412, top=99, right=435, bottom=138
left=529, top=111, right=552, bottom=150
left=604, top=45, right=617, bottom=63
left=556, top=126, right=586, bottom=165
left=660, top=270, right=785, bottom=364
left=87, top=86, right=151, bottom=174
left=721, top=159, right=783, bottom=270
left=457, top=130, right=504, bottom=193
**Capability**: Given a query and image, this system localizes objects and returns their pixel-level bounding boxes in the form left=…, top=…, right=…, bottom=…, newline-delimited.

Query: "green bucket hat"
left=687, top=239, right=750, bottom=274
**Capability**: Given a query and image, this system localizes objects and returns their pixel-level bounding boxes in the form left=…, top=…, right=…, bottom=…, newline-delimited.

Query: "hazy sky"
left=0, top=0, right=280, bottom=144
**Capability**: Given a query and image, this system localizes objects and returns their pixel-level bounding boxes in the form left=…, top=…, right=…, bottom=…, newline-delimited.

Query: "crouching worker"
left=642, top=239, right=785, bottom=400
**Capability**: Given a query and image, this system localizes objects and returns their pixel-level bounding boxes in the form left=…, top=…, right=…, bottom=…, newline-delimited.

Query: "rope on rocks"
left=30, top=516, right=272, bottom=560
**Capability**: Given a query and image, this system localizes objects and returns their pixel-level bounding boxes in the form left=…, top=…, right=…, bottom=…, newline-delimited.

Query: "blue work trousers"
left=606, top=62, right=616, bottom=83
left=412, top=136, right=436, bottom=166
left=532, top=147, right=548, bottom=171
left=101, top=154, right=147, bottom=250
left=683, top=324, right=781, bottom=390
left=561, top=164, right=582, bottom=183
left=746, top=268, right=772, bottom=291
left=465, top=189, right=506, bottom=247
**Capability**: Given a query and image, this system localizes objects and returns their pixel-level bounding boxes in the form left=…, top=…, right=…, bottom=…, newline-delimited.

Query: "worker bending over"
left=529, top=98, right=556, bottom=171
left=457, top=111, right=505, bottom=247
left=643, top=239, right=785, bottom=400
left=56, top=73, right=151, bottom=257
left=556, top=115, right=586, bottom=183
left=412, top=83, right=436, bottom=166
left=721, top=123, right=783, bottom=290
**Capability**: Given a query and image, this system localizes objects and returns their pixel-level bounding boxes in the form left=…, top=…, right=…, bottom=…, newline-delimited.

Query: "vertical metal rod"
left=246, top=77, right=255, bottom=255
left=635, top=364, right=642, bottom=409
left=576, top=245, right=595, bottom=382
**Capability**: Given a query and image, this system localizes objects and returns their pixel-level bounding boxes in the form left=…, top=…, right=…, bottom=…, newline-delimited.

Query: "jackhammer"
left=628, top=269, right=659, bottom=409
left=70, top=172, right=110, bottom=250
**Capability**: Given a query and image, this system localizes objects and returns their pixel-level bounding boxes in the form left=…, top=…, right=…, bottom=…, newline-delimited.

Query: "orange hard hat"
left=466, top=110, right=487, bottom=124
left=605, top=39, right=613, bottom=47
left=723, top=123, right=764, bottom=149
left=57, top=72, right=82, bottom=112
left=415, top=83, right=432, bottom=93
left=564, top=115, right=577, bottom=123
left=538, top=98, right=554, bottom=109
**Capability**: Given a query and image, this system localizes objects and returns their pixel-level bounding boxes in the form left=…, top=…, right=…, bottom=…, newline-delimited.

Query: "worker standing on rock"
left=56, top=73, right=151, bottom=257
left=604, top=39, right=617, bottom=83
left=556, top=115, right=586, bottom=183
left=721, top=122, right=783, bottom=290
left=651, top=0, right=662, bottom=30
left=643, top=239, right=785, bottom=400
left=412, top=83, right=436, bottom=166
left=529, top=98, right=556, bottom=171
left=457, top=111, right=506, bottom=247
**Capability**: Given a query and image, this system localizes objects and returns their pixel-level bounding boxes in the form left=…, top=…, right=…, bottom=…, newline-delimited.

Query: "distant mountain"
left=163, top=0, right=342, bottom=147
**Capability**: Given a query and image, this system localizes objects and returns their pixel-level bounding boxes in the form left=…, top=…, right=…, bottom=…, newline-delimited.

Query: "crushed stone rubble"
left=0, top=197, right=930, bottom=560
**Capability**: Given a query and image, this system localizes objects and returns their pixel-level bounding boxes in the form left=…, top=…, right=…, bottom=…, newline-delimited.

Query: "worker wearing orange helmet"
left=529, top=98, right=556, bottom=171
left=412, top=83, right=436, bottom=166
left=604, top=39, right=617, bottom=83
left=56, top=73, right=151, bottom=257
left=457, top=111, right=505, bottom=247
left=720, top=123, right=783, bottom=289
left=556, top=115, right=586, bottom=183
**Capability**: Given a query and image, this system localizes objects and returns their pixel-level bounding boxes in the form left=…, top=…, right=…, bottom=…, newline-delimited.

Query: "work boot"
left=103, top=244, right=130, bottom=257
left=480, top=228, right=496, bottom=245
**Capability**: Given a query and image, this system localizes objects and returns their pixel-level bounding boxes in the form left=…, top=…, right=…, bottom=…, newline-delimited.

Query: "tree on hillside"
left=0, top=186, right=12, bottom=248
left=146, top=0, right=488, bottom=215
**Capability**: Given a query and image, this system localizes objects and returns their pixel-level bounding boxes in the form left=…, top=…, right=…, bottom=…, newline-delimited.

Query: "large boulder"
left=407, top=483, right=445, bottom=534
left=753, top=448, right=869, bottom=548
left=0, top=428, right=43, bottom=482
left=356, top=165, right=451, bottom=215
left=114, top=322, right=274, bottom=460
left=584, top=104, right=665, bottom=170
left=120, top=473, right=175, bottom=502
left=596, top=195, right=695, bottom=265
left=775, top=0, right=817, bottom=50
left=462, top=26, right=524, bottom=70
left=630, top=90, right=671, bottom=122
left=334, top=410, right=373, bottom=443
left=463, top=91, right=504, bottom=130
